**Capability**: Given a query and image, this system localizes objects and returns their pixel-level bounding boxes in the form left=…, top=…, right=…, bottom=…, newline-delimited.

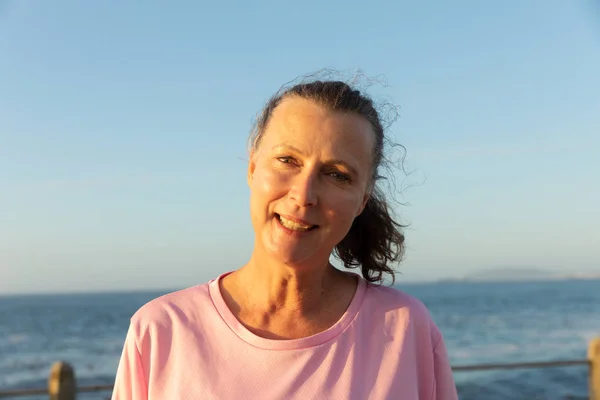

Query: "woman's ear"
left=247, top=151, right=256, bottom=187
left=357, top=190, right=371, bottom=217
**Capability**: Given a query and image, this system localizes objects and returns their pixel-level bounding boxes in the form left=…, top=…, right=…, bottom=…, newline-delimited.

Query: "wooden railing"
left=1, top=338, right=599, bottom=399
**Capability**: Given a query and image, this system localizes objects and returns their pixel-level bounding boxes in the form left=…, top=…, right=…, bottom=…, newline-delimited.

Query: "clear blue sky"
left=1, top=0, right=599, bottom=294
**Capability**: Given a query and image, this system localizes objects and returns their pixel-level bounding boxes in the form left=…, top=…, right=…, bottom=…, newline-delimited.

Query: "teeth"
left=278, top=215, right=313, bottom=231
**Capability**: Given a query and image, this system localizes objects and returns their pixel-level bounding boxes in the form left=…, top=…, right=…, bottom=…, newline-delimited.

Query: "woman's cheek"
left=255, top=166, right=289, bottom=197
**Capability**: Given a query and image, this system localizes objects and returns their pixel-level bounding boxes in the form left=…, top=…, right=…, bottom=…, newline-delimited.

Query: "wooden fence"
left=1, top=338, right=599, bottom=399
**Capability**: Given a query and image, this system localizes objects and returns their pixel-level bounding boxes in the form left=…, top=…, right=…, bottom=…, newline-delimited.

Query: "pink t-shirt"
left=112, top=272, right=458, bottom=399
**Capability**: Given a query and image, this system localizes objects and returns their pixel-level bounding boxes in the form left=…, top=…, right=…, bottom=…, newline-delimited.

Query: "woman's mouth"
left=276, top=214, right=318, bottom=232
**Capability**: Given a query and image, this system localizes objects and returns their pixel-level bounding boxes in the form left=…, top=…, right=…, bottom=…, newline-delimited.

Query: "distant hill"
left=448, top=267, right=600, bottom=282
left=466, top=267, right=557, bottom=281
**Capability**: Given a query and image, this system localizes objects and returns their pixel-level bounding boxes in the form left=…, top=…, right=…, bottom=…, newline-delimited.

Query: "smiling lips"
left=276, top=214, right=318, bottom=232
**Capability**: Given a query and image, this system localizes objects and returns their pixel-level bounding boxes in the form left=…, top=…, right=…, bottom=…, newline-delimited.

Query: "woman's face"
left=248, top=96, right=375, bottom=267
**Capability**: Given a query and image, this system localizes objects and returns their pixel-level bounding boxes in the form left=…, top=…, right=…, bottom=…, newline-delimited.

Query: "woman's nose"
left=288, top=171, right=319, bottom=207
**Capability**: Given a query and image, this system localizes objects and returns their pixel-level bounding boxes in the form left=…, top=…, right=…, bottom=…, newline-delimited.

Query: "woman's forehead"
left=262, top=97, right=375, bottom=151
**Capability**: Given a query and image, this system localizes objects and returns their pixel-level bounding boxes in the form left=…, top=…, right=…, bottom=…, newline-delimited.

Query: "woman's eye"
left=329, top=171, right=351, bottom=182
left=277, top=156, right=294, bottom=164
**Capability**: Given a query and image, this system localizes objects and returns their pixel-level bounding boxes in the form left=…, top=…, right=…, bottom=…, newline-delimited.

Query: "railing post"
left=590, top=338, right=600, bottom=400
left=48, top=361, right=76, bottom=400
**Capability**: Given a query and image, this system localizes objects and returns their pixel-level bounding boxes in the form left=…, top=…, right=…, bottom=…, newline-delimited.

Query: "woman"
left=112, top=80, right=458, bottom=399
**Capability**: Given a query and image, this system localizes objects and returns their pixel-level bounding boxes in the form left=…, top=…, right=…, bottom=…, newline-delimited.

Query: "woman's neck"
left=220, top=254, right=358, bottom=339
left=236, top=256, right=340, bottom=314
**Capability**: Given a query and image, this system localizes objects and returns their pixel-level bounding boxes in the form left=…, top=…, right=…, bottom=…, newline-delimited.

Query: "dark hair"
left=250, top=80, right=405, bottom=285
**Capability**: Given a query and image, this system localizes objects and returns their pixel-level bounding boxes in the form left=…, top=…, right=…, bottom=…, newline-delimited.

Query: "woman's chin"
left=264, top=241, right=324, bottom=267
left=270, top=248, right=315, bottom=266
left=259, top=224, right=333, bottom=267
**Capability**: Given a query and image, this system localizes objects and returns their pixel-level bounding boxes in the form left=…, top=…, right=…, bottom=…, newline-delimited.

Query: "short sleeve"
left=432, top=334, right=458, bottom=400
left=111, top=324, right=148, bottom=400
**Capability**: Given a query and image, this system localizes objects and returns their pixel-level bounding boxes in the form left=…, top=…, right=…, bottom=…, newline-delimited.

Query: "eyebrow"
left=272, top=144, right=360, bottom=177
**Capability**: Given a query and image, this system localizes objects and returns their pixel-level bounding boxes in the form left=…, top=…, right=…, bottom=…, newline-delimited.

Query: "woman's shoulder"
left=128, top=281, right=213, bottom=332
left=364, top=282, right=430, bottom=313
left=362, top=282, right=442, bottom=341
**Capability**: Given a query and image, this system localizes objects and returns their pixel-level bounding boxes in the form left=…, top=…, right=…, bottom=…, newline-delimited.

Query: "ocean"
left=1, top=278, right=599, bottom=399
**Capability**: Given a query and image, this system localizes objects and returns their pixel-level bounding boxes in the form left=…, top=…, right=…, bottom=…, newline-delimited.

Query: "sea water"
left=1, top=279, right=599, bottom=399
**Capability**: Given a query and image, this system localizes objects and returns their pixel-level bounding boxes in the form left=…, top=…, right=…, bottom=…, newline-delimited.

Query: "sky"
left=1, top=0, right=599, bottom=294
